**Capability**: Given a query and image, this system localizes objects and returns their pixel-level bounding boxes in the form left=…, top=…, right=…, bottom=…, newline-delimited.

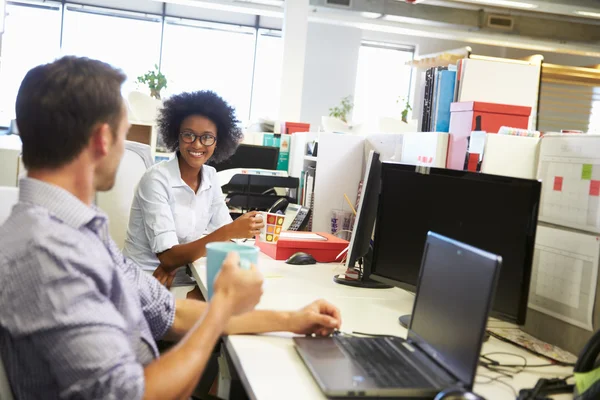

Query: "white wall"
left=299, top=22, right=362, bottom=130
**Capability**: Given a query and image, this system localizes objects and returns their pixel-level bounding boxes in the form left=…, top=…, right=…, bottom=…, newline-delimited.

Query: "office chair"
left=0, top=135, right=22, bottom=187
left=96, top=141, right=153, bottom=249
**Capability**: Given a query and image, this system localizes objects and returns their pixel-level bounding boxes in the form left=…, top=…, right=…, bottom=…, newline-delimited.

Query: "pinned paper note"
left=590, top=180, right=600, bottom=197
left=553, top=176, right=563, bottom=192
left=582, top=164, right=593, bottom=180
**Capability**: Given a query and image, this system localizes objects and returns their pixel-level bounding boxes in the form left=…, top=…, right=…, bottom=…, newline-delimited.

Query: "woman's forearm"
left=156, top=224, right=233, bottom=271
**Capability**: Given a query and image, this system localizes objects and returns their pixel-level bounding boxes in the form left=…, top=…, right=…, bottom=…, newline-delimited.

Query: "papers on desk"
left=528, top=225, right=600, bottom=331
left=487, top=327, right=577, bottom=364
left=280, top=232, right=327, bottom=241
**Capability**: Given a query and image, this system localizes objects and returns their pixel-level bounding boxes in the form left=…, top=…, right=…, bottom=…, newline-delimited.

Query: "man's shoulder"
left=0, top=204, right=117, bottom=336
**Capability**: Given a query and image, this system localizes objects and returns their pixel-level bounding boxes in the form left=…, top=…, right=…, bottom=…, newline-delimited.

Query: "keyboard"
left=335, top=337, right=434, bottom=389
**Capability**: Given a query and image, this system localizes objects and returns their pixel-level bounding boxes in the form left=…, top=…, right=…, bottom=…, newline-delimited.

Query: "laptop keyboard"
left=334, top=337, right=433, bottom=389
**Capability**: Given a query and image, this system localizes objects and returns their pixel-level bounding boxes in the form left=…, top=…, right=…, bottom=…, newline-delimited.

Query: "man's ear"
left=89, top=123, right=112, bottom=158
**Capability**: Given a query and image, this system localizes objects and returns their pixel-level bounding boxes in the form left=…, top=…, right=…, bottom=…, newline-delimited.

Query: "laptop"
left=294, top=232, right=501, bottom=398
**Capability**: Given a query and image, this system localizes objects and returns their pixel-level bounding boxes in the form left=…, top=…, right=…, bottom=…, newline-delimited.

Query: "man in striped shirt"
left=0, top=56, right=341, bottom=399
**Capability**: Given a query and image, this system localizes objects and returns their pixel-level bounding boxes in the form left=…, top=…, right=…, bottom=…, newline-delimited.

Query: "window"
left=250, top=29, right=283, bottom=121
left=61, top=6, right=162, bottom=93
left=0, top=2, right=61, bottom=124
left=353, top=42, right=414, bottom=126
left=161, top=19, right=256, bottom=123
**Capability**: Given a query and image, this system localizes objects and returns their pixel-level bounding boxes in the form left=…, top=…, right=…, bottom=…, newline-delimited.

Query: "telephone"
left=267, top=198, right=311, bottom=231
left=517, top=329, right=600, bottom=400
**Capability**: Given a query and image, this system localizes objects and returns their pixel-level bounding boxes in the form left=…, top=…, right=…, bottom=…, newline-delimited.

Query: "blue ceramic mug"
left=205, top=242, right=259, bottom=300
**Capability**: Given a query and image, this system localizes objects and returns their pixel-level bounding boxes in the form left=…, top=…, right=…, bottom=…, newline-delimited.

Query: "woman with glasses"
left=123, top=91, right=264, bottom=287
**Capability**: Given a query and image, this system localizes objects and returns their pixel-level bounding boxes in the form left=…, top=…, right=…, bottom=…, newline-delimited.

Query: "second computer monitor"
left=369, top=162, right=541, bottom=325
left=211, top=144, right=279, bottom=172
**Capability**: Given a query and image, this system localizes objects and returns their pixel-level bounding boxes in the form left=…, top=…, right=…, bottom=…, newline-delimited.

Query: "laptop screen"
left=407, top=232, right=500, bottom=388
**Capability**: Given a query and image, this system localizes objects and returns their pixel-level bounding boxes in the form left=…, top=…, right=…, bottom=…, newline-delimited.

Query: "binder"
left=433, top=70, right=457, bottom=133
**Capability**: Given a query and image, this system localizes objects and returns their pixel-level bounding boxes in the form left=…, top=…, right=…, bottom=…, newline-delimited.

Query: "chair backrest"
left=0, top=355, right=14, bottom=400
left=96, top=141, right=153, bottom=249
left=127, top=91, right=161, bottom=123
left=0, top=187, right=19, bottom=226
left=0, top=136, right=22, bottom=188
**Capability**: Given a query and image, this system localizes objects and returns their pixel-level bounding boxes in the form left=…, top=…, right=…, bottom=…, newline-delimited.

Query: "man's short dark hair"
left=16, top=56, right=127, bottom=170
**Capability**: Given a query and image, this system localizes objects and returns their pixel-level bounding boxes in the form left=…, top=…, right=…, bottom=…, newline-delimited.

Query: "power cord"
left=480, top=351, right=575, bottom=369
left=476, top=374, right=517, bottom=397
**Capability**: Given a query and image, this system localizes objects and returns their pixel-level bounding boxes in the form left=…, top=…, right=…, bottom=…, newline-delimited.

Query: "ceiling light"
left=236, top=0, right=283, bottom=6
left=360, top=12, right=382, bottom=19
left=466, top=0, right=538, bottom=9
left=575, top=10, right=600, bottom=19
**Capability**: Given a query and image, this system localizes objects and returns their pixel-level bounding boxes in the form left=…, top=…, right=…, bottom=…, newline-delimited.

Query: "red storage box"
left=256, top=232, right=348, bottom=263
left=281, top=121, right=310, bottom=135
left=447, top=102, right=531, bottom=170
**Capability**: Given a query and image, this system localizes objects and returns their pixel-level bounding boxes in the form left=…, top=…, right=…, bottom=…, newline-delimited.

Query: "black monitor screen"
left=211, top=144, right=279, bottom=172
left=370, top=163, right=541, bottom=324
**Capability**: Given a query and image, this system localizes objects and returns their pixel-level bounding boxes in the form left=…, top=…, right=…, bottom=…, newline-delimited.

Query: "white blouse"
left=123, top=155, right=232, bottom=272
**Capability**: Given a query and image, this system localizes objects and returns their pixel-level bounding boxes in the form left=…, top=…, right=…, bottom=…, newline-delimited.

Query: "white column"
left=278, top=0, right=309, bottom=123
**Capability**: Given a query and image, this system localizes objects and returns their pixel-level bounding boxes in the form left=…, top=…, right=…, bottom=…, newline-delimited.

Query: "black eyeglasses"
left=180, top=132, right=217, bottom=146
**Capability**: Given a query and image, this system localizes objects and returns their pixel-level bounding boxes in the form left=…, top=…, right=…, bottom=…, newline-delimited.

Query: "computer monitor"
left=333, top=151, right=390, bottom=289
left=370, top=162, right=541, bottom=325
left=211, top=144, right=279, bottom=172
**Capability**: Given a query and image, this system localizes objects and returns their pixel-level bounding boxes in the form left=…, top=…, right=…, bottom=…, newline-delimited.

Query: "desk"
left=190, top=252, right=572, bottom=400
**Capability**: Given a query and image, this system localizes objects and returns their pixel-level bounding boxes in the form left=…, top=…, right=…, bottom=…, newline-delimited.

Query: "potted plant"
left=397, top=97, right=412, bottom=123
left=328, top=95, right=354, bottom=123
left=137, top=64, right=167, bottom=100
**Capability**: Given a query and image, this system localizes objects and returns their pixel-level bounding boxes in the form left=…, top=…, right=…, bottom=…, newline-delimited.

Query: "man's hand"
left=287, top=299, right=342, bottom=337
left=228, top=211, right=265, bottom=239
left=213, top=252, right=264, bottom=316
left=153, top=264, right=177, bottom=288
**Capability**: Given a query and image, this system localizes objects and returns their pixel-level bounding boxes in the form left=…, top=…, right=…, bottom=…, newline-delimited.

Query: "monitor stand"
left=399, top=314, right=490, bottom=341
left=398, top=314, right=412, bottom=328
left=333, top=274, right=391, bottom=289
left=333, top=250, right=392, bottom=289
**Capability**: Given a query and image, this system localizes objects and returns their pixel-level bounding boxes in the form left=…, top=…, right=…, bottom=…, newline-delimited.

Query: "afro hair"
left=157, top=90, right=243, bottom=164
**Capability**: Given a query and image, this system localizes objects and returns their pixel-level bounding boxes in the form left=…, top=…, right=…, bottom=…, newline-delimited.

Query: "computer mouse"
left=285, top=252, right=317, bottom=265
left=434, top=389, right=485, bottom=400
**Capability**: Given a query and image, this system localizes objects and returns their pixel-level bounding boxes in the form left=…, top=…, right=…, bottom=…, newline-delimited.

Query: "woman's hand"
left=228, top=211, right=265, bottom=239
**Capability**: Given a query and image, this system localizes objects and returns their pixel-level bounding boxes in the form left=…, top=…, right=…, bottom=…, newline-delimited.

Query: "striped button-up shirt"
left=0, top=178, right=176, bottom=399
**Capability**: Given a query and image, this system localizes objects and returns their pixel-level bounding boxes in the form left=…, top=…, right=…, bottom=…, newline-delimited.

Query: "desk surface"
left=190, top=251, right=572, bottom=400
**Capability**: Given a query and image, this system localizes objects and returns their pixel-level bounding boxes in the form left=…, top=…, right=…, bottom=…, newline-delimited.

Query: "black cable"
left=481, top=351, right=575, bottom=369
left=352, top=331, right=400, bottom=338
left=476, top=374, right=517, bottom=396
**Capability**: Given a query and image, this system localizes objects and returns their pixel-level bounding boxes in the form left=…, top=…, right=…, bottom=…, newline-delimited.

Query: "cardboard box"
left=256, top=232, right=349, bottom=263
left=447, top=102, right=531, bottom=170
left=281, top=122, right=310, bottom=135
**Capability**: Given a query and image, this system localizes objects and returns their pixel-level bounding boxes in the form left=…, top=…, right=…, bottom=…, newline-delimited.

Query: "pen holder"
left=331, top=210, right=353, bottom=241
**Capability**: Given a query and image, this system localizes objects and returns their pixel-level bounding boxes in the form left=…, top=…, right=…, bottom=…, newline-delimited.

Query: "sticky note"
left=590, top=180, right=600, bottom=197
left=582, top=164, right=593, bottom=180
left=554, top=176, right=563, bottom=191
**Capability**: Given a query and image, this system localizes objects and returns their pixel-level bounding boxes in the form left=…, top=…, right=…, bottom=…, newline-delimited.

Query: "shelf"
left=304, top=155, right=318, bottom=162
